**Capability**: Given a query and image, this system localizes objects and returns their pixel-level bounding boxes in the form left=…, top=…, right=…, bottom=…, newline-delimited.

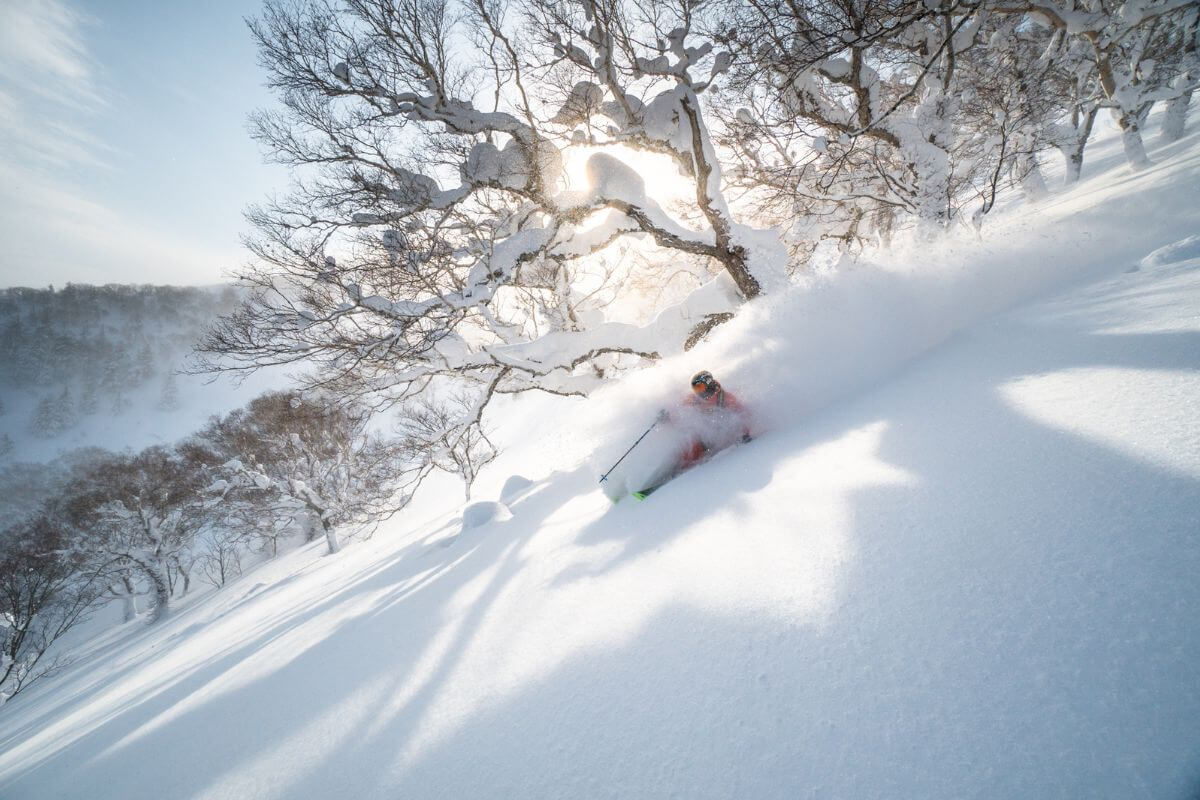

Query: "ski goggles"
left=691, top=373, right=716, bottom=395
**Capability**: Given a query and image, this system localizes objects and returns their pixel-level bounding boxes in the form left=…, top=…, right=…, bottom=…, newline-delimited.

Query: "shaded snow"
left=498, top=475, right=534, bottom=506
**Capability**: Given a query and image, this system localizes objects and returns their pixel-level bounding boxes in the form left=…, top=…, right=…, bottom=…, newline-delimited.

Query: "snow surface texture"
left=0, top=117, right=1198, bottom=799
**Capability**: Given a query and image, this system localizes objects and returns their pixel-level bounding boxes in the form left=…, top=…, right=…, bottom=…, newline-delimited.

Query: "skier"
left=599, top=370, right=753, bottom=501
left=657, top=370, right=752, bottom=471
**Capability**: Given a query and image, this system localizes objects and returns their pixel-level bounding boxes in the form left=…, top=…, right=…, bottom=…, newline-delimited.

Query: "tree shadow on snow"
left=0, top=464, right=601, bottom=800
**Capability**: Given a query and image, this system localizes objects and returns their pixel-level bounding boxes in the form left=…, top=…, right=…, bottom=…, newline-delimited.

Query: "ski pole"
left=599, top=420, right=658, bottom=483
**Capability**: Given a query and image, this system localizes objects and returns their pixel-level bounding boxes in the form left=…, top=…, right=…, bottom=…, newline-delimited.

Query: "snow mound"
left=461, top=501, right=514, bottom=529
left=499, top=475, right=534, bottom=505
left=1140, top=234, right=1200, bottom=269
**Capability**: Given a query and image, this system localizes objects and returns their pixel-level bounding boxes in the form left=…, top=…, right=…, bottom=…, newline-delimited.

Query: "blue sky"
left=0, top=0, right=288, bottom=287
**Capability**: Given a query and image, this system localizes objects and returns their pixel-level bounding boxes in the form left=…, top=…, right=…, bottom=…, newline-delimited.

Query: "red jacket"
left=677, top=386, right=751, bottom=467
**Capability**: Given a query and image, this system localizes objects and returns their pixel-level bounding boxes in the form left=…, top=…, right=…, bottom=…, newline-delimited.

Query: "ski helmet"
left=691, top=370, right=718, bottom=397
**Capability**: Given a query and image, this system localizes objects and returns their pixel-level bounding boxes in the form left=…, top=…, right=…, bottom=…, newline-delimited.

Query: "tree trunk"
left=134, top=561, right=172, bottom=624
left=1017, top=153, right=1046, bottom=201
left=1059, top=106, right=1099, bottom=185
left=1064, top=147, right=1083, bottom=184
left=913, top=147, right=951, bottom=236
left=1161, top=88, right=1193, bottom=142
left=1118, top=109, right=1151, bottom=169
left=1162, top=31, right=1195, bottom=143
left=1089, top=37, right=1151, bottom=171
left=321, top=517, right=341, bottom=555
left=115, top=575, right=138, bottom=623
left=149, top=567, right=171, bottom=623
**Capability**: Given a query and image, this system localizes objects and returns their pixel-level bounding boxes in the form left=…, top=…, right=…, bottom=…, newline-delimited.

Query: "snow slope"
left=0, top=119, right=1198, bottom=799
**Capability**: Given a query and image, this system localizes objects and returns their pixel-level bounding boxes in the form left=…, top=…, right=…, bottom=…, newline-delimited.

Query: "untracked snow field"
left=0, top=119, right=1198, bottom=799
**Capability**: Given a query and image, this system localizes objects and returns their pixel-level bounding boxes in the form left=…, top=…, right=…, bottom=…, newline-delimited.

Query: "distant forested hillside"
left=0, top=284, right=241, bottom=445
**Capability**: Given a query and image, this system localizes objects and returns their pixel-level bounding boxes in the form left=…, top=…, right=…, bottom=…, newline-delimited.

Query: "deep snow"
left=0, top=115, right=1198, bottom=799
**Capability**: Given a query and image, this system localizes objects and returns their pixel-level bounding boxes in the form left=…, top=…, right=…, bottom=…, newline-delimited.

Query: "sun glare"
left=562, top=143, right=695, bottom=208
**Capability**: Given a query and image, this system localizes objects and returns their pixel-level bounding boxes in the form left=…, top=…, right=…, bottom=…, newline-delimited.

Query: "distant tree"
left=78, top=383, right=99, bottom=416
left=0, top=285, right=239, bottom=399
left=109, top=391, right=131, bottom=416
left=197, top=527, right=246, bottom=589
left=0, top=449, right=110, bottom=527
left=134, top=340, right=156, bottom=383
left=29, top=396, right=54, bottom=438
left=30, top=387, right=75, bottom=438
left=157, top=373, right=181, bottom=412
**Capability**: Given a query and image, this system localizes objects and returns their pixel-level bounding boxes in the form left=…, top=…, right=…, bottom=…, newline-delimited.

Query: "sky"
left=0, top=0, right=287, bottom=288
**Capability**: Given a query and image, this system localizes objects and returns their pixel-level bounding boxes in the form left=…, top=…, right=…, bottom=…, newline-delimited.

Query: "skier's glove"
left=742, top=433, right=753, bottom=443
left=656, top=408, right=670, bottom=423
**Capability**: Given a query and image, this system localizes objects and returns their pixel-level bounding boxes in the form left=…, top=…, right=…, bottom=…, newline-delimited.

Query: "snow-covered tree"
left=397, top=393, right=500, bottom=501
left=195, top=0, right=790, bottom=450
left=205, top=392, right=413, bottom=555
left=715, top=0, right=988, bottom=244
left=954, top=16, right=1066, bottom=216
left=71, top=447, right=214, bottom=624
left=197, top=527, right=246, bottom=588
left=0, top=512, right=105, bottom=702
left=1156, top=3, right=1198, bottom=141
left=1000, top=0, right=1199, bottom=169
left=1035, top=31, right=1106, bottom=184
